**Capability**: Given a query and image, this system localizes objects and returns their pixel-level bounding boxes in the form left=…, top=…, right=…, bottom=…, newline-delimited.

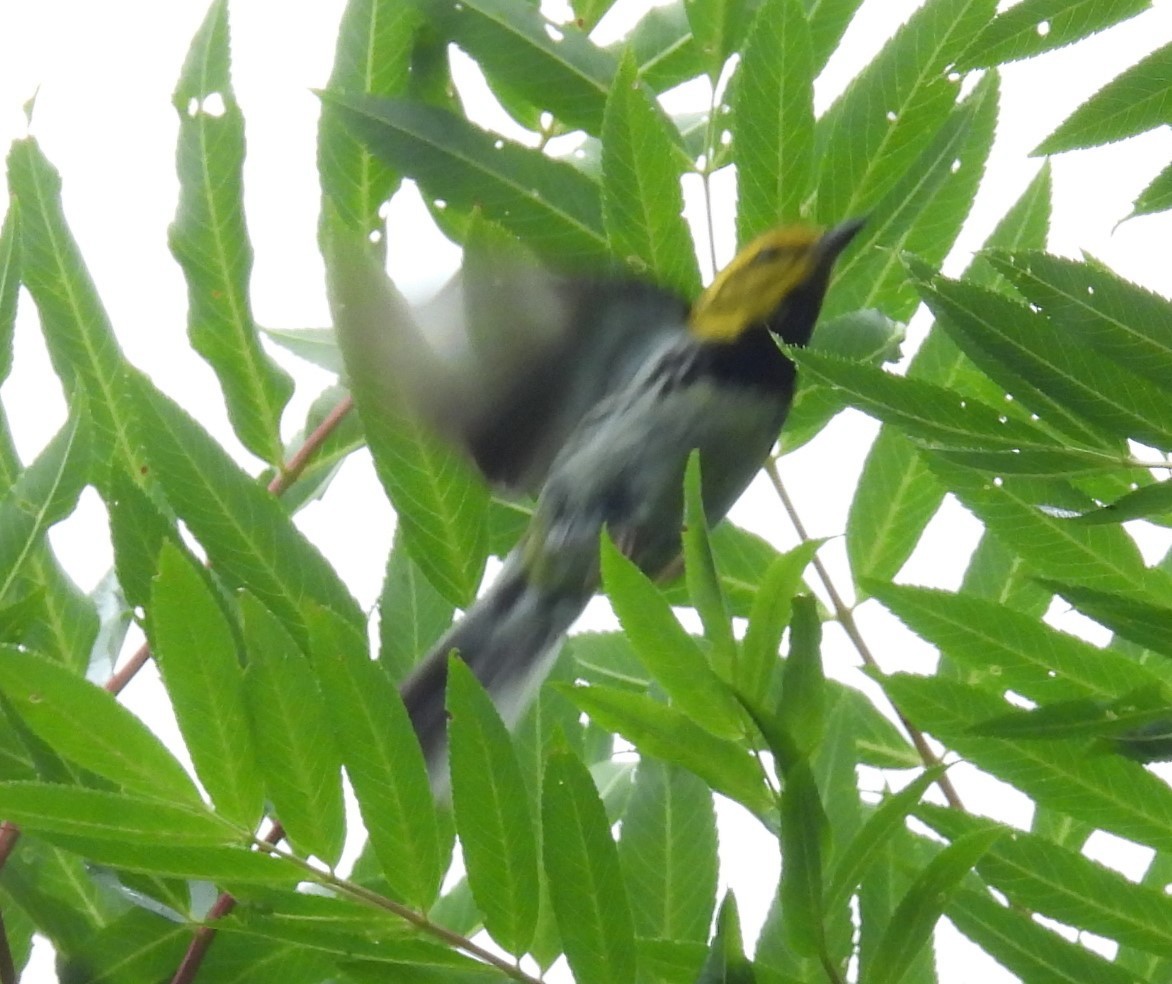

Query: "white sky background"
left=2, top=0, right=1172, bottom=981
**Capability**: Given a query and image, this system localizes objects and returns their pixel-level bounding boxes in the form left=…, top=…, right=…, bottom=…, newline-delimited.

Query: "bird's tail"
left=399, top=552, right=590, bottom=779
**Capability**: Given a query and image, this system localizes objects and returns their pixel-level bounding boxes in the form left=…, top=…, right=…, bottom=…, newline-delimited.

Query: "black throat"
left=699, top=326, right=795, bottom=391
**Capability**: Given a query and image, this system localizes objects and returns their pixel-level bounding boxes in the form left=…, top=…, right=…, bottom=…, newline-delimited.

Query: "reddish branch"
left=169, top=821, right=286, bottom=984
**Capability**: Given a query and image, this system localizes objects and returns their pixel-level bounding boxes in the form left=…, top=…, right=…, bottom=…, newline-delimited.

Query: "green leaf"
left=815, top=0, right=995, bottom=223
left=52, top=909, right=192, bottom=984
left=681, top=453, right=737, bottom=677
left=868, top=581, right=1165, bottom=702
left=106, top=468, right=183, bottom=613
left=600, top=530, right=743, bottom=739
left=838, top=683, right=920, bottom=769
left=1035, top=40, right=1172, bottom=154
left=1037, top=580, right=1172, bottom=658
left=967, top=690, right=1172, bottom=741
left=339, top=956, right=501, bottom=983
left=0, top=836, right=125, bottom=952
left=1071, top=479, right=1172, bottom=524
left=683, top=0, right=752, bottom=77
left=566, top=684, right=773, bottom=818
left=319, top=92, right=607, bottom=263
left=987, top=249, right=1172, bottom=390
left=350, top=383, right=489, bottom=607
left=959, top=529, right=1053, bottom=617
left=791, top=347, right=1093, bottom=457
left=149, top=542, right=263, bottom=830
left=779, top=759, right=828, bottom=957
left=1132, top=159, right=1172, bottom=218
left=308, top=604, right=442, bottom=909
left=924, top=445, right=1131, bottom=477
left=429, top=0, right=617, bottom=135
left=807, top=0, right=865, bottom=71
left=1, top=904, right=35, bottom=982
left=542, top=749, right=636, bottom=984
left=0, top=648, right=202, bottom=805
left=565, top=630, right=646, bottom=691
left=0, top=205, right=17, bottom=382
left=948, top=886, right=1139, bottom=984
left=739, top=540, right=821, bottom=702
left=733, top=0, right=814, bottom=235
left=911, top=261, right=1139, bottom=450
left=128, top=373, right=363, bottom=645
left=0, top=410, right=90, bottom=607
left=922, top=804, right=1172, bottom=962
left=958, top=0, right=1149, bottom=69
left=260, top=326, right=343, bottom=374
left=170, top=0, right=292, bottom=464
left=826, top=70, right=1000, bottom=322
left=0, top=782, right=235, bottom=844
left=866, top=827, right=1002, bottom=984
left=5, top=557, right=98, bottom=673
left=696, top=893, right=755, bottom=983
left=826, top=769, right=942, bottom=913
left=446, top=657, right=538, bottom=956
left=241, top=595, right=346, bottom=865
left=780, top=307, right=905, bottom=454
left=379, top=529, right=456, bottom=682
left=921, top=457, right=1156, bottom=597
left=4, top=138, right=138, bottom=485
left=318, top=0, right=418, bottom=233
left=846, top=163, right=1052, bottom=585
left=0, top=704, right=37, bottom=782
left=885, top=672, right=1172, bottom=855
left=703, top=521, right=792, bottom=616
left=573, top=0, right=615, bottom=32
left=177, top=931, right=335, bottom=984
left=614, top=2, right=704, bottom=94
left=776, top=596, right=825, bottom=759
left=601, top=50, right=699, bottom=298
left=847, top=430, right=944, bottom=587
left=324, top=227, right=490, bottom=607
left=216, top=891, right=415, bottom=959
left=34, top=834, right=302, bottom=884
left=261, top=386, right=365, bottom=515
left=617, top=759, right=717, bottom=943
left=755, top=890, right=821, bottom=982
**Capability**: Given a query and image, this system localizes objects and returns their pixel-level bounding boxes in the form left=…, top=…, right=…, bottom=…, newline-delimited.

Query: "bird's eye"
left=752, top=246, right=786, bottom=265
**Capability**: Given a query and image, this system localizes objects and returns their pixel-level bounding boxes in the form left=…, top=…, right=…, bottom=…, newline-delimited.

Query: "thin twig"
left=0, top=823, right=19, bottom=872
left=104, top=642, right=152, bottom=695
left=763, top=459, right=964, bottom=810
left=701, top=76, right=721, bottom=277
left=268, top=395, right=353, bottom=497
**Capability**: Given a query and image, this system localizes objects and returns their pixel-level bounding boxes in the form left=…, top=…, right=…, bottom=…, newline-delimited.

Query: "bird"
left=393, top=219, right=865, bottom=778
left=324, top=223, right=696, bottom=497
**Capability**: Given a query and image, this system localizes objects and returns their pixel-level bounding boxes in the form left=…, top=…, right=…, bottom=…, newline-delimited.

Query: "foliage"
left=0, top=0, right=1171, bottom=981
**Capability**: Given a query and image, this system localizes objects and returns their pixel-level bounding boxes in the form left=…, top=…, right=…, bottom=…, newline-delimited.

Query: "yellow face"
left=688, top=226, right=826, bottom=343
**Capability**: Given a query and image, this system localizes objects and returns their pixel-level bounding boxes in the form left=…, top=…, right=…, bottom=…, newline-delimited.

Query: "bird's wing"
left=325, top=220, right=690, bottom=495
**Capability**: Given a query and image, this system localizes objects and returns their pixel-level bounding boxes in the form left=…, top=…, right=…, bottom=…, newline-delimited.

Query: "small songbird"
left=363, top=220, right=866, bottom=777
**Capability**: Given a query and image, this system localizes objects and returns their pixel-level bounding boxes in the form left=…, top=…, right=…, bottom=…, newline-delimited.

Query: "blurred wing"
left=325, top=222, right=690, bottom=495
